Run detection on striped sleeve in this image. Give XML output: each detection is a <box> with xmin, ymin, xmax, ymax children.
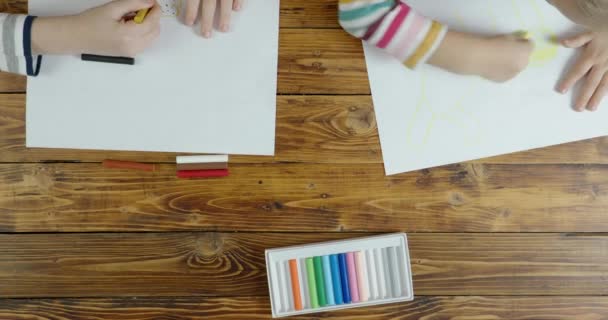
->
<box><xmin>338</xmin><ymin>0</ymin><xmax>448</xmax><ymax>69</ymax></box>
<box><xmin>0</xmin><ymin>13</ymin><xmax>42</xmax><ymax>76</ymax></box>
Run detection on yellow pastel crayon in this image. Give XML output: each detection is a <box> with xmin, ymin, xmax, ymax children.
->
<box><xmin>514</xmin><ymin>30</ymin><xmax>531</xmax><ymax>40</ymax></box>
<box><xmin>134</xmin><ymin>8</ymin><xmax>150</xmax><ymax>24</ymax></box>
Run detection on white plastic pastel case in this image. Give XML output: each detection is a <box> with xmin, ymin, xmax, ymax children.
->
<box><xmin>265</xmin><ymin>233</ymin><xmax>414</xmax><ymax>318</ymax></box>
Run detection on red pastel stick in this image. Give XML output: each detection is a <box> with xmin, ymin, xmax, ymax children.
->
<box><xmin>177</xmin><ymin>169</ymin><xmax>229</xmax><ymax>179</ymax></box>
<box><xmin>103</xmin><ymin>159</ymin><xmax>156</xmax><ymax>172</ymax></box>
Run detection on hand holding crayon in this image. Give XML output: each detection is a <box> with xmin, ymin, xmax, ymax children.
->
<box><xmin>72</xmin><ymin>0</ymin><xmax>161</xmax><ymax>65</ymax></box>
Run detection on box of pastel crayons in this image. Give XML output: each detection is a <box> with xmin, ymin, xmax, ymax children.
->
<box><xmin>265</xmin><ymin>233</ymin><xmax>414</xmax><ymax>317</ymax></box>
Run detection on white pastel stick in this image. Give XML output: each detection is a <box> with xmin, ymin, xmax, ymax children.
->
<box><xmin>397</xmin><ymin>245</ymin><xmax>409</xmax><ymax>294</ymax></box>
<box><xmin>375</xmin><ymin>248</ymin><xmax>387</xmax><ymax>298</ymax></box>
<box><xmin>176</xmin><ymin>154</ymin><xmax>229</xmax><ymax>164</ymax></box>
<box><xmin>387</xmin><ymin>246</ymin><xmax>402</xmax><ymax>297</ymax></box>
<box><xmin>272</xmin><ymin>261</ymin><xmax>283</xmax><ymax>312</ymax></box>
<box><xmin>299</xmin><ymin>257</ymin><xmax>310</xmax><ymax>309</ymax></box>
<box><xmin>382</xmin><ymin>247</ymin><xmax>393</xmax><ymax>298</ymax></box>
<box><xmin>280</xmin><ymin>260</ymin><xmax>293</xmax><ymax>311</ymax></box>
<box><xmin>366</xmin><ymin>249</ymin><xmax>378</xmax><ymax>299</ymax></box>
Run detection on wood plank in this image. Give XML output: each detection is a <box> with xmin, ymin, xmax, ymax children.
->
<box><xmin>0</xmin><ymin>94</ymin><xmax>381</xmax><ymax>163</ymax></box>
<box><xmin>3</xmin><ymin>94</ymin><xmax>608</xmax><ymax>164</ymax></box>
<box><xmin>1</xmin><ymin>232</ymin><xmax>608</xmax><ymax>297</ymax></box>
<box><xmin>2</xmin><ymin>162</ymin><xmax>608</xmax><ymax>233</ymax></box>
<box><xmin>278</xmin><ymin>29</ymin><xmax>369</xmax><ymax>94</ymax></box>
<box><xmin>280</xmin><ymin>0</ymin><xmax>340</xmax><ymax>28</ymax></box>
<box><xmin>0</xmin><ymin>73</ymin><xmax>25</xmax><ymax>93</ymax></box>
<box><xmin>0</xmin><ymin>0</ymin><xmax>26</xmax><ymax>13</ymax></box>
<box><xmin>1</xmin><ymin>296</ymin><xmax>607</xmax><ymax>320</ymax></box>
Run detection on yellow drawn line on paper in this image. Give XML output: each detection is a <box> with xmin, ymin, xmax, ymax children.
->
<box><xmin>405</xmin><ymin>75</ymin><xmax>481</xmax><ymax>149</ymax></box>
<box><xmin>530</xmin><ymin>0</ymin><xmax>547</xmax><ymax>26</ymax></box>
<box><xmin>510</xmin><ymin>0</ymin><xmax>525</xmax><ymax>22</ymax></box>
<box><xmin>453</xmin><ymin>8</ymin><xmax>468</xmax><ymax>29</ymax></box>
<box><xmin>404</xmin><ymin>0</ymin><xmax>561</xmax><ymax>150</ymax></box>
<box><xmin>511</xmin><ymin>0</ymin><xmax>559</xmax><ymax>66</ymax></box>
<box><xmin>529</xmin><ymin>0</ymin><xmax>559</xmax><ymax>65</ymax></box>
<box><xmin>485</xmin><ymin>4</ymin><xmax>500</xmax><ymax>32</ymax></box>
<box><xmin>405</xmin><ymin>75</ymin><xmax>429</xmax><ymax>147</ymax></box>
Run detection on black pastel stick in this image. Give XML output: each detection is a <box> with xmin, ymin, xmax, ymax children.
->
<box><xmin>81</xmin><ymin>54</ymin><xmax>135</xmax><ymax>65</ymax></box>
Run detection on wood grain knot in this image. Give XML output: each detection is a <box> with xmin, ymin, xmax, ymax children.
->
<box><xmin>345</xmin><ymin>107</ymin><xmax>376</xmax><ymax>135</ymax></box>
<box><xmin>195</xmin><ymin>233</ymin><xmax>224</xmax><ymax>257</ymax></box>
<box><xmin>311</xmin><ymin>62</ymin><xmax>325</xmax><ymax>72</ymax></box>
<box><xmin>448</xmin><ymin>192</ymin><xmax>466</xmax><ymax>206</ymax></box>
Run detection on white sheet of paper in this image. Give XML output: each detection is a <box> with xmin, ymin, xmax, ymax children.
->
<box><xmin>27</xmin><ymin>0</ymin><xmax>279</xmax><ymax>155</ymax></box>
<box><xmin>364</xmin><ymin>0</ymin><xmax>608</xmax><ymax>175</ymax></box>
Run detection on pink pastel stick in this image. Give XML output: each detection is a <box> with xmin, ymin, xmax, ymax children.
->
<box><xmin>354</xmin><ymin>251</ymin><xmax>370</xmax><ymax>302</ymax></box>
<box><xmin>346</xmin><ymin>252</ymin><xmax>360</xmax><ymax>302</ymax></box>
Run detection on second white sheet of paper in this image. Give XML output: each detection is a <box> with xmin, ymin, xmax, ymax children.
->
<box><xmin>27</xmin><ymin>0</ymin><xmax>279</xmax><ymax>155</ymax></box>
<box><xmin>364</xmin><ymin>0</ymin><xmax>608</xmax><ymax>175</ymax></box>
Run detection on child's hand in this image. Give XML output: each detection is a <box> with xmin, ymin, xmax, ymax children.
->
<box><xmin>32</xmin><ymin>0</ymin><xmax>161</xmax><ymax>57</ymax></box>
<box><xmin>429</xmin><ymin>31</ymin><xmax>534</xmax><ymax>83</ymax></box>
<box><xmin>184</xmin><ymin>0</ymin><xmax>243</xmax><ymax>38</ymax></box>
<box><xmin>558</xmin><ymin>31</ymin><xmax>608</xmax><ymax>111</ymax></box>
<box><xmin>476</xmin><ymin>34</ymin><xmax>535</xmax><ymax>83</ymax></box>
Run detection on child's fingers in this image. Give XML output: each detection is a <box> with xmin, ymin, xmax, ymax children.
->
<box><xmin>109</xmin><ymin>0</ymin><xmax>155</xmax><ymax>19</ymax></box>
<box><xmin>141</xmin><ymin>3</ymin><xmax>161</xmax><ymax>26</ymax></box>
<box><xmin>576</xmin><ymin>67</ymin><xmax>603</xmax><ymax>111</ymax></box>
<box><xmin>201</xmin><ymin>0</ymin><xmax>216</xmax><ymax>38</ymax></box>
<box><xmin>219</xmin><ymin>0</ymin><xmax>232</xmax><ymax>32</ymax></box>
<box><xmin>233</xmin><ymin>0</ymin><xmax>243</xmax><ymax>11</ymax></box>
<box><xmin>185</xmin><ymin>0</ymin><xmax>199</xmax><ymax>26</ymax></box>
<box><xmin>587</xmin><ymin>74</ymin><xmax>608</xmax><ymax>111</ymax></box>
<box><xmin>558</xmin><ymin>55</ymin><xmax>593</xmax><ymax>94</ymax></box>
<box><xmin>561</xmin><ymin>32</ymin><xmax>594</xmax><ymax>48</ymax></box>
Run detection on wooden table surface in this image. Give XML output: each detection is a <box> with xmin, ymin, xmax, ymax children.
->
<box><xmin>2</xmin><ymin>1</ymin><xmax>608</xmax><ymax>319</ymax></box>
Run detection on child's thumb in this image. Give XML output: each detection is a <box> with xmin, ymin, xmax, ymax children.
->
<box><xmin>108</xmin><ymin>0</ymin><xmax>155</xmax><ymax>19</ymax></box>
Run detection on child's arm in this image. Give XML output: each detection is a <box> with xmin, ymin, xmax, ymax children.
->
<box><xmin>338</xmin><ymin>0</ymin><xmax>447</xmax><ymax>69</ymax></box>
<box><xmin>339</xmin><ymin>0</ymin><xmax>534</xmax><ymax>82</ymax></box>
<box><xmin>0</xmin><ymin>0</ymin><xmax>161</xmax><ymax>77</ymax></box>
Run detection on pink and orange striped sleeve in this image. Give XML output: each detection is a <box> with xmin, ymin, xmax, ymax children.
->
<box><xmin>338</xmin><ymin>0</ymin><xmax>447</xmax><ymax>69</ymax></box>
